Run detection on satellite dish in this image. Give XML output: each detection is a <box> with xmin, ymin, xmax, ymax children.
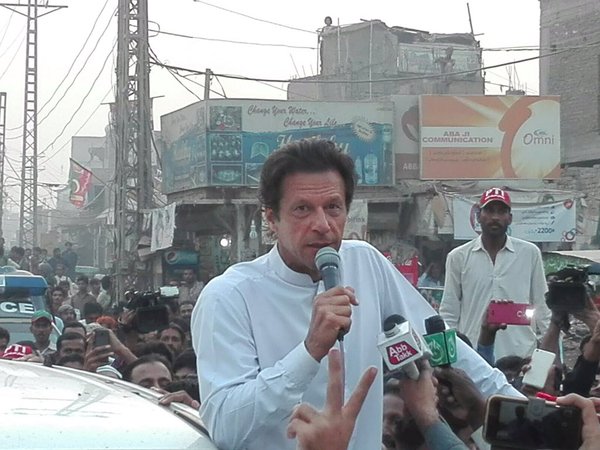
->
<box><xmin>324</xmin><ymin>16</ymin><xmax>332</xmax><ymax>26</ymax></box>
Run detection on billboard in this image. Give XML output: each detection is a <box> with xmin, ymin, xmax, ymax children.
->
<box><xmin>161</xmin><ymin>102</ymin><xmax>207</xmax><ymax>194</ymax></box>
<box><xmin>453</xmin><ymin>196</ymin><xmax>576</xmax><ymax>243</ymax></box>
<box><xmin>420</xmin><ymin>96</ymin><xmax>561</xmax><ymax>180</ymax></box>
<box><xmin>391</xmin><ymin>95</ymin><xmax>420</xmax><ymax>179</ymax></box>
<box><xmin>161</xmin><ymin>100</ymin><xmax>394</xmax><ymax>193</ymax></box>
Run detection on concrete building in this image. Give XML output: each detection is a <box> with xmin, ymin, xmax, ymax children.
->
<box><xmin>540</xmin><ymin>0</ymin><xmax>600</xmax><ymax>165</ymax></box>
<box><xmin>288</xmin><ymin>20</ymin><xmax>484</xmax><ymax>102</ymax></box>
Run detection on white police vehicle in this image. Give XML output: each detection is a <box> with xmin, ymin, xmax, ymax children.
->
<box><xmin>0</xmin><ymin>268</ymin><xmax>56</xmax><ymax>344</ymax></box>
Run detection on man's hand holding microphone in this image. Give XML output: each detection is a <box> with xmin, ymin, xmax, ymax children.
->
<box><xmin>305</xmin><ymin>247</ymin><xmax>357</xmax><ymax>363</ymax></box>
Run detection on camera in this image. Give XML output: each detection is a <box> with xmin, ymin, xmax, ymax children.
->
<box><xmin>125</xmin><ymin>287</ymin><xmax>179</xmax><ymax>333</ymax></box>
<box><xmin>546</xmin><ymin>266</ymin><xmax>588</xmax><ymax>312</ymax></box>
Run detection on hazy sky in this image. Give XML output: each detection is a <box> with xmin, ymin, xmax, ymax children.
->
<box><xmin>0</xmin><ymin>0</ymin><xmax>541</xmax><ymax>205</ymax></box>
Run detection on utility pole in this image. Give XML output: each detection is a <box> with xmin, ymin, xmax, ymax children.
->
<box><xmin>114</xmin><ymin>0</ymin><xmax>153</xmax><ymax>297</ymax></box>
<box><xmin>0</xmin><ymin>0</ymin><xmax>66</xmax><ymax>247</ymax></box>
<box><xmin>0</xmin><ymin>92</ymin><xmax>6</xmax><ymax>238</ymax></box>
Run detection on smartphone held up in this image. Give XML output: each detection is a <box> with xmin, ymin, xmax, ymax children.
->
<box><xmin>484</xmin><ymin>395</ymin><xmax>583</xmax><ymax>450</ymax></box>
<box><xmin>486</xmin><ymin>301</ymin><xmax>534</xmax><ymax>326</ymax></box>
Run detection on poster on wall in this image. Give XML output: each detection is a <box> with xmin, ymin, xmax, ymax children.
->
<box><xmin>420</xmin><ymin>96</ymin><xmax>561</xmax><ymax>180</ymax></box>
<box><xmin>151</xmin><ymin>203</ymin><xmax>177</xmax><ymax>252</ymax></box>
<box><xmin>452</xmin><ymin>196</ymin><xmax>576</xmax><ymax>243</ymax></box>
<box><xmin>161</xmin><ymin>99</ymin><xmax>395</xmax><ymax>191</ymax></box>
<box><xmin>390</xmin><ymin>95</ymin><xmax>420</xmax><ymax>179</ymax></box>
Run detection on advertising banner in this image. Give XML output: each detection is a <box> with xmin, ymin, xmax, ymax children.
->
<box><xmin>452</xmin><ymin>196</ymin><xmax>576</xmax><ymax>243</ymax></box>
<box><xmin>151</xmin><ymin>203</ymin><xmax>177</xmax><ymax>252</ymax></box>
<box><xmin>390</xmin><ymin>95</ymin><xmax>420</xmax><ymax>179</ymax></box>
<box><xmin>343</xmin><ymin>199</ymin><xmax>368</xmax><ymax>240</ymax></box>
<box><xmin>161</xmin><ymin>99</ymin><xmax>395</xmax><ymax>192</ymax></box>
<box><xmin>420</xmin><ymin>96</ymin><xmax>561</xmax><ymax>180</ymax></box>
<box><xmin>161</xmin><ymin>102</ymin><xmax>207</xmax><ymax>194</ymax></box>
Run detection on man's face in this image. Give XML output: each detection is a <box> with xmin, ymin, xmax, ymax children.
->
<box><xmin>51</xmin><ymin>290</ymin><xmax>65</xmax><ymax>312</ymax></box>
<box><xmin>182</xmin><ymin>270</ymin><xmax>195</xmax><ymax>285</ymax></box>
<box><xmin>60</xmin><ymin>309</ymin><xmax>77</xmax><ymax>323</ymax></box>
<box><xmin>130</xmin><ymin>362</ymin><xmax>172</xmax><ymax>390</ymax></box>
<box><xmin>85</xmin><ymin>313</ymin><xmax>101</xmax><ymax>324</ymax></box>
<box><xmin>58</xmin><ymin>338</ymin><xmax>85</xmax><ymax>359</ymax></box>
<box><xmin>180</xmin><ymin>304</ymin><xmax>193</xmax><ymax>320</ymax></box>
<box><xmin>265</xmin><ymin>171</ymin><xmax>348</xmax><ymax>279</ymax></box>
<box><xmin>0</xmin><ymin>338</ymin><xmax>8</xmax><ymax>354</ymax></box>
<box><xmin>77</xmin><ymin>280</ymin><xmax>88</xmax><ymax>293</ymax></box>
<box><xmin>478</xmin><ymin>201</ymin><xmax>512</xmax><ymax>238</ymax></box>
<box><xmin>160</xmin><ymin>328</ymin><xmax>183</xmax><ymax>355</ymax></box>
<box><xmin>30</xmin><ymin>319</ymin><xmax>52</xmax><ymax>343</ymax></box>
<box><xmin>55</xmin><ymin>265</ymin><xmax>65</xmax><ymax>276</ymax></box>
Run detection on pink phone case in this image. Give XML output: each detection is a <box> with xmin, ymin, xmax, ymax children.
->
<box><xmin>486</xmin><ymin>302</ymin><xmax>531</xmax><ymax>326</ymax></box>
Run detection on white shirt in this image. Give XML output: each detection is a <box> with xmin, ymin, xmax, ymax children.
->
<box><xmin>192</xmin><ymin>240</ymin><xmax>520</xmax><ymax>450</ymax></box>
<box><xmin>440</xmin><ymin>236</ymin><xmax>551</xmax><ymax>359</ymax></box>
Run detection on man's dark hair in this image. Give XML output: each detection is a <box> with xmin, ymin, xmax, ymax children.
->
<box><xmin>173</xmin><ymin>349</ymin><xmax>197</xmax><ymax>374</ymax></box>
<box><xmin>56</xmin><ymin>353</ymin><xmax>84</xmax><ymax>367</ymax></box>
<box><xmin>0</xmin><ymin>326</ymin><xmax>9</xmax><ymax>343</ymax></box>
<box><xmin>495</xmin><ymin>355</ymin><xmax>525</xmax><ymax>373</ymax></box>
<box><xmin>134</xmin><ymin>341</ymin><xmax>174</xmax><ymax>364</ymax></box>
<box><xmin>83</xmin><ymin>302</ymin><xmax>103</xmax><ymax>318</ymax></box>
<box><xmin>258</xmin><ymin>139</ymin><xmax>356</xmax><ymax>217</ymax></box>
<box><xmin>63</xmin><ymin>321</ymin><xmax>87</xmax><ymax>333</ymax></box>
<box><xmin>49</xmin><ymin>286</ymin><xmax>65</xmax><ymax>296</ymax></box>
<box><xmin>90</xmin><ymin>278</ymin><xmax>101</xmax><ymax>286</ymax></box>
<box><xmin>166</xmin><ymin>379</ymin><xmax>200</xmax><ymax>403</ymax></box>
<box><xmin>56</xmin><ymin>332</ymin><xmax>86</xmax><ymax>352</ymax></box>
<box><xmin>160</xmin><ymin>322</ymin><xmax>186</xmax><ymax>343</ymax></box>
<box><xmin>122</xmin><ymin>354</ymin><xmax>173</xmax><ymax>382</ymax></box>
<box><xmin>76</xmin><ymin>275</ymin><xmax>89</xmax><ymax>284</ymax></box>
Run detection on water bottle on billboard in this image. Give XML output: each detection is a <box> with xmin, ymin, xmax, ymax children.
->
<box><xmin>364</xmin><ymin>150</ymin><xmax>379</xmax><ymax>184</ymax></box>
<box><xmin>355</xmin><ymin>156</ymin><xmax>364</xmax><ymax>185</ymax></box>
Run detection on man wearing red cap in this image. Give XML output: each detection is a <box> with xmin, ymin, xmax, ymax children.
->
<box><xmin>440</xmin><ymin>187</ymin><xmax>551</xmax><ymax>359</ymax></box>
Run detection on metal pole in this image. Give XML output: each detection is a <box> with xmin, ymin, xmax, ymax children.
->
<box><xmin>369</xmin><ymin>21</ymin><xmax>373</xmax><ymax>100</ymax></box>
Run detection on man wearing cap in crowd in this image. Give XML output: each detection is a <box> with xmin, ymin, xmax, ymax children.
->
<box><xmin>30</xmin><ymin>310</ymin><xmax>57</xmax><ymax>356</ymax></box>
<box><xmin>440</xmin><ymin>187</ymin><xmax>551</xmax><ymax>359</ymax></box>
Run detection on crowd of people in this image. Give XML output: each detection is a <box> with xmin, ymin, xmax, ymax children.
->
<box><xmin>1</xmin><ymin>139</ymin><xmax>600</xmax><ymax>450</ymax></box>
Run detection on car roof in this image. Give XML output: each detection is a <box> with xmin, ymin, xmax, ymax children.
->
<box><xmin>0</xmin><ymin>271</ymin><xmax>48</xmax><ymax>296</ymax></box>
<box><xmin>0</xmin><ymin>360</ymin><xmax>219</xmax><ymax>449</ymax></box>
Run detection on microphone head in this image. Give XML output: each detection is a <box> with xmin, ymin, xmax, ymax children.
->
<box><xmin>384</xmin><ymin>314</ymin><xmax>406</xmax><ymax>333</ymax></box>
<box><xmin>425</xmin><ymin>315</ymin><xmax>446</xmax><ymax>334</ymax></box>
<box><xmin>314</xmin><ymin>246</ymin><xmax>340</xmax><ymax>270</ymax></box>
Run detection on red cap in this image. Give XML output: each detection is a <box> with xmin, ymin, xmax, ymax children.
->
<box><xmin>1</xmin><ymin>344</ymin><xmax>34</xmax><ymax>360</ymax></box>
<box><xmin>479</xmin><ymin>188</ymin><xmax>511</xmax><ymax>209</ymax></box>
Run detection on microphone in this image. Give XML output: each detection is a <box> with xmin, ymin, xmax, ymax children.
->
<box><xmin>314</xmin><ymin>247</ymin><xmax>341</xmax><ymax>290</ymax></box>
<box><xmin>377</xmin><ymin>314</ymin><xmax>430</xmax><ymax>380</ymax></box>
<box><xmin>423</xmin><ymin>315</ymin><xmax>458</xmax><ymax>367</ymax></box>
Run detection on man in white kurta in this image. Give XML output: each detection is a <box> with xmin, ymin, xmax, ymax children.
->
<box><xmin>192</xmin><ymin>240</ymin><xmax>521</xmax><ymax>450</ymax></box>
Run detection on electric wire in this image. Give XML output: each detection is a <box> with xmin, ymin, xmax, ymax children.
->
<box><xmin>5</xmin><ymin>3</ymin><xmax>117</xmax><ymax>133</ymax></box>
<box><xmin>0</xmin><ymin>9</ymin><xmax>14</xmax><ymax>49</ymax></box>
<box><xmin>0</xmin><ymin>31</ymin><xmax>25</xmax><ymax>81</ymax></box>
<box><xmin>150</xmin><ymin>39</ymin><xmax>600</xmax><ymax>85</ymax></box>
<box><xmin>192</xmin><ymin>0</ymin><xmax>315</xmax><ymax>35</ymax></box>
<box><xmin>39</xmin><ymin>42</ymin><xmax>116</xmax><ymax>163</ymax></box>
<box><xmin>151</xmin><ymin>27</ymin><xmax>316</xmax><ymax>50</ymax></box>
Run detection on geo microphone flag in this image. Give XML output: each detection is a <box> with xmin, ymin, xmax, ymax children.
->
<box><xmin>68</xmin><ymin>158</ymin><xmax>93</xmax><ymax>208</ymax></box>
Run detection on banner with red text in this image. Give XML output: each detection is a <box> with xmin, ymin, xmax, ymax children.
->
<box><xmin>420</xmin><ymin>95</ymin><xmax>561</xmax><ymax>180</ymax></box>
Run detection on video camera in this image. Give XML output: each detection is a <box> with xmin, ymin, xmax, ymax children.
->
<box><xmin>125</xmin><ymin>286</ymin><xmax>179</xmax><ymax>333</ymax></box>
<box><xmin>546</xmin><ymin>266</ymin><xmax>588</xmax><ymax>313</ymax></box>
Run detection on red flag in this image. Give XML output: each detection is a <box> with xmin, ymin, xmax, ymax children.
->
<box><xmin>69</xmin><ymin>159</ymin><xmax>93</xmax><ymax>208</ymax></box>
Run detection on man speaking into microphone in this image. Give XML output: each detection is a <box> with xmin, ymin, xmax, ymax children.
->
<box><xmin>192</xmin><ymin>139</ymin><xmax>520</xmax><ymax>450</ymax></box>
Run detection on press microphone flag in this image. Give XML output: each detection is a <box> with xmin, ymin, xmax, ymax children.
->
<box><xmin>423</xmin><ymin>315</ymin><xmax>458</xmax><ymax>367</ymax></box>
<box><xmin>377</xmin><ymin>314</ymin><xmax>431</xmax><ymax>380</ymax></box>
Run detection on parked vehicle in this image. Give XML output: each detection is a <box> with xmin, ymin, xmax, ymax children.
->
<box><xmin>0</xmin><ymin>360</ymin><xmax>219</xmax><ymax>449</ymax></box>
